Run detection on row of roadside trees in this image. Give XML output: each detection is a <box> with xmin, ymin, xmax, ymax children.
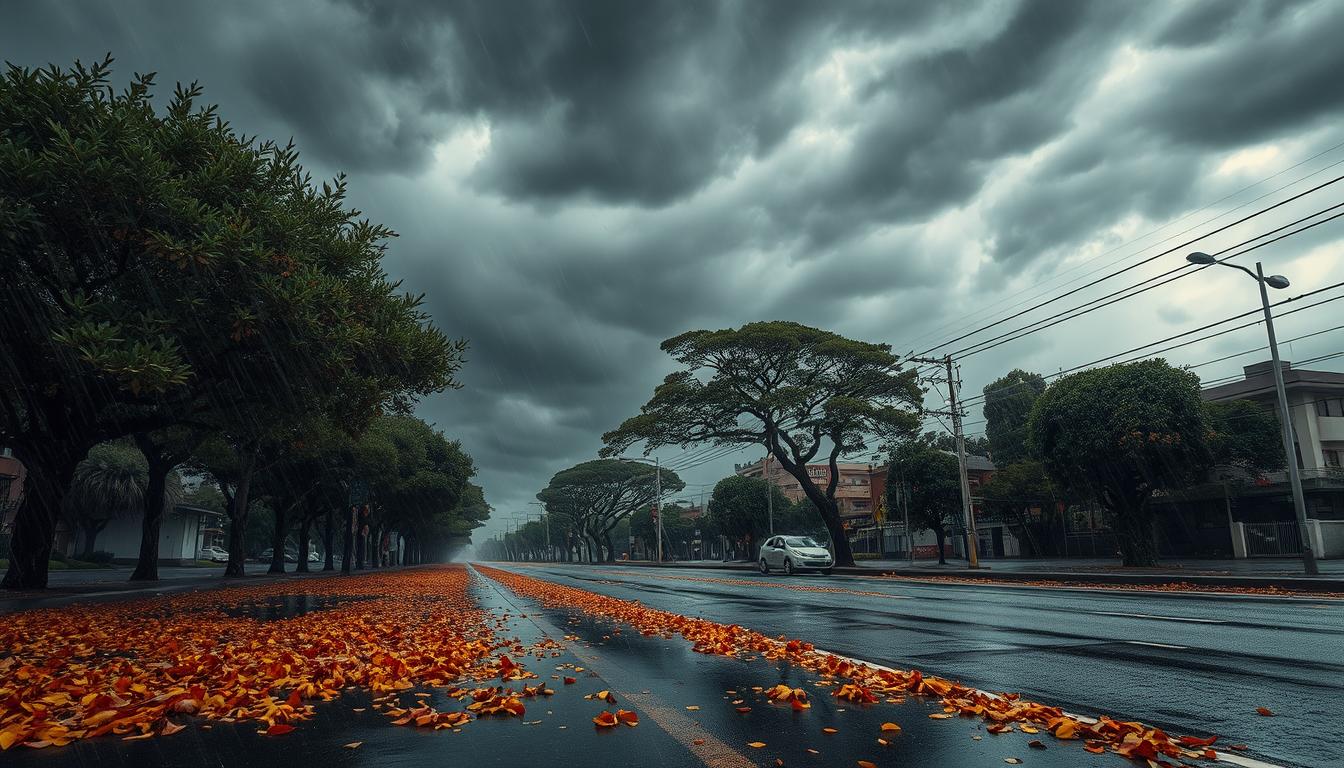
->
<box><xmin>1</xmin><ymin>57</ymin><xmax>486</xmax><ymax>588</ymax></box>
<box><xmin>886</xmin><ymin>360</ymin><xmax>1283</xmax><ymax>566</ymax></box>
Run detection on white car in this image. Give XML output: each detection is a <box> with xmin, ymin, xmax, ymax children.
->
<box><xmin>199</xmin><ymin>546</ymin><xmax>229</xmax><ymax>563</ymax></box>
<box><xmin>758</xmin><ymin>535</ymin><xmax>833</xmax><ymax>576</ymax></box>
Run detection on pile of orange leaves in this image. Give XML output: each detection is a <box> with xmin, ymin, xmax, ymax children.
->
<box><xmin>0</xmin><ymin>566</ymin><xmax>541</xmax><ymax>750</ymax></box>
<box><xmin>477</xmin><ymin>565</ymin><xmax>1231</xmax><ymax>764</ymax></box>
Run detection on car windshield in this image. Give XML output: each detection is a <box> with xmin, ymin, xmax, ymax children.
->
<box><xmin>784</xmin><ymin>537</ymin><xmax>822</xmax><ymax>548</ymax></box>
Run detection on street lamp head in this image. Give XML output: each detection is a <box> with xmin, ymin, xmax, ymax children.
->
<box><xmin>1185</xmin><ymin>252</ymin><xmax>1217</xmax><ymax>265</ymax></box>
<box><xmin>1264</xmin><ymin>274</ymin><xmax>1290</xmax><ymax>290</ymax></box>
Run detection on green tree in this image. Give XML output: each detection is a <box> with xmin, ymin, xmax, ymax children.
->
<box><xmin>602</xmin><ymin>321</ymin><xmax>922</xmax><ymax>567</ymax></box>
<box><xmin>706</xmin><ymin>475</ymin><xmax>794</xmax><ymax>559</ymax></box>
<box><xmin>983</xmin><ymin>369</ymin><xmax>1047</xmax><ymax>464</ymax></box>
<box><xmin>353</xmin><ymin>416</ymin><xmax>477</xmax><ymax>568</ymax></box>
<box><xmin>0</xmin><ymin>58</ymin><xmax>465</xmax><ymax>588</ymax></box>
<box><xmin>980</xmin><ymin>459</ymin><xmax>1061</xmax><ymax>557</ymax></box>
<box><xmin>885</xmin><ymin>442</ymin><xmax>962</xmax><ymax>564</ymax></box>
<box><xmin>63</xmin><ymin>442</ymin><xmax>181</xmax><ymax>560</ymax></box>
<box><xmin>1204</xmin><ymin>399</ymin><xmax>1285</xmax><ymax>473</ymax></box>
<box><xmin>537</xmin><ymin>460</ymin><xmax>684</xmax><ymax>562</ymax></box>
<box><xmin>1029</xmin><ymin>360</ymin><xmax>1212</xmax><ymax>567</ymax></box>
<box><xmin>920</xmin><ymin>430</ymin><xmax>991</xmax><ymax>457</ymax></box>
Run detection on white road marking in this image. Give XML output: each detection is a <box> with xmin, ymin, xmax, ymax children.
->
<box><xmin>1091</xmin><ymin>610</ymin><xmax>1226</xmax><ymax>624</ymax></box>
<box><xmin>1125</xmin><ymin>640</ymin><xmax>1189</xmax><ymax>650</ymax></box>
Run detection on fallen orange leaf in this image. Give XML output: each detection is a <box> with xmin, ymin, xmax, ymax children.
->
<box><xmin>747</xmin><ymin>741</ymin><xmax>766</xmax><ymax>748</ymax></box>
<box><xmin>1256</xmin><ymin>707</ymin><xmax>1274</xmax><ymax>717</ymax></box>
<box><xmin>265</xmin><ymin>724</ymin><xmax>295</xmax><ymax>736</ymax></box>
<box><xmin>880</xmin><ymin>722</ymin><xmax>901</xmax><ymax>732</ymax></box>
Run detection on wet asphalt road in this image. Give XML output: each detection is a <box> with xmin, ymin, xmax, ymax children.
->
<box><xmin>4</xmin><ymin>564</ymin><xmax>1340</xmax><ymax>768</ymax></box>
<box><xmin>502</xmin><ymin>563</ymin><xmax>1344</xmax><ymax>768</ymax></box>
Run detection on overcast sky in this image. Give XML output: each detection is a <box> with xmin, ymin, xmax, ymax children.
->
<box><xmin>7</xmin><ymin>0</ymin><xmax>1344</xmax><ymax>543</ymax></box>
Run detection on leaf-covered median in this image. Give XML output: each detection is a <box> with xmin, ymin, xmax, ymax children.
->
<box><xmin>0</xmin><ymin>566</ymin><xmax>550</xmax><ymax>749</ymax></box>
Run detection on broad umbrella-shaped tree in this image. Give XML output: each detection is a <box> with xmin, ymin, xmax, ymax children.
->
<box><xmin>602</xmin><ymin>321</ymin><xmax>921</xmax><ymax>567</ymax></box>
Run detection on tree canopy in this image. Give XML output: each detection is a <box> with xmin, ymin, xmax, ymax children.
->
<box><xmin>1203</xmin><ymin>399</ymin><xmax>1285</xmax><ymax>474</ymax></box>
<box><xmin>982</xmin><ymin>369</ymin><xmax>1047</xmax><ymax>464</ymax></box>
<box><xmin>1028</xmin><ymin>359</ymin><xmax>1212</xmax><ymax>566</ymax></box>
<box><xmin>602</xmin><ymin>321</ymin><xmax>921</xmax><ymax>566</ymax></box>
<box><xmin>0</xmin><ymin>57</ymin><xmax>466</xmax><ymax>588</ymax></box>
<box><xmin>536</xmin><ymin>459</ymin><xmax>684</xmax><ymax>562</ymax></box>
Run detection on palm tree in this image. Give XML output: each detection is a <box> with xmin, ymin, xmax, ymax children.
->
<box><xmin>63</xmin><ymin>443</ymin><xmax>181</xmax><ymax>560</ymax></box>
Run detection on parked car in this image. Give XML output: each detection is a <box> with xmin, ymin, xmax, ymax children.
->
<box><xmin>199</xmin><ymin>546</ymin><xmax>229</xmax><ymax>563</ymax></box>
<box><xmin>309</xmin><ymin>551</ymin><xmax>323</xmax><ymax>564</ymax></box>
<box><xmin>758</xmin><ymin>535</ymin><xmax>833</xmax><ymax>575</ymax></box>
<box><xmin>258</xmin><ymin>547</ymin><xmax>299</xmax><ymax>563</ymax></box>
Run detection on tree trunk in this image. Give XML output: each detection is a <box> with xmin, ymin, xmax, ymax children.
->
<box><xmin>130</xmin><ymin>435</ymin><xmax>173</xmax><ymax>581</ymax></box>
<box><xmin>323</xmin><ymin>507</ymin><xmax>336</xmax><ymax>571</ymax></box>
<box><xmin>223</xmin><ymin>450</ymin><xmax>258</xmax><ymax>578</ymax></box>
<box><xmin>269</xmin><ymin>502</ymin><xmax>287</xmax><ymax>575</ymax></box>
<box><xmin>934</xmin><ymin>525</ymin><xmax>947</xmax><ymax>565</ymax></box>
<box><xmin>341</xmin><ymin>506</ymin><xmax>354</xmax><ymax>574</ymax></box>
<box><xmin>296</xmin><ymin>517</ymin><xmax>311</xmax><ymax>573</ymax></box>
<box><xmin>1114</xmin><ymin>504</ymin><xmax>1158</xmax><ymax>567</ymax></box>
<box><xmin>603</xmin><ymin>529</ymin><xmax>615</xmax><ymax>562</ymax></box>
<box><xmin>355</xmin><ymin>521</ymin><xmax>366</xmax><ymax>570</ymax></box>
<box><xmin>772</xmin><ymin>448</ymin><xmax>856</xmax><ymax>567</ymax></box>
<box><xmin>3</xmin><ymin>444</ymin><xmax>82</xmax><ymax>590</ymax></box>
<box><xmin>80</xmin><ymin>520</ymin><xmax>106</xmax><ymax>561</ymax></box>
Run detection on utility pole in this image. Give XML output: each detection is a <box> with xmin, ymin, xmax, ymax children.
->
<box><xmin>946</xmin><ymin>356</ymin><xmax>980</xmax><ymax>569</ymax></box>
<box><xmin>655</xmin><ymin>456</ymin><xmax>663</xmax><ymax>563</ymax></box>
<box><xmin>909</xmin><ymin>354</ymin><xmax>980</xmax><ymax>568</ymax></box>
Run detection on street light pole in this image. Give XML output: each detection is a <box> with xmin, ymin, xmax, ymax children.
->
<box><xmin>1254</xmin><ymin>261</ymin><xmax>1319</xmax><ymax>575</ymax></box>
<box><xmin>1187</xmin><ymin>253</ymin><xmax>1318</xmax><ymax>575</ymax></box>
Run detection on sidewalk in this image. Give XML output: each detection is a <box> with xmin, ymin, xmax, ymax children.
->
<box><xmin>0</xmin><ymin>563</ymin><xmax>377</xmax><ymax>614</ymax></box>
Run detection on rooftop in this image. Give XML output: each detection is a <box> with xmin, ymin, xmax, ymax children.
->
<box><xmin>1202</xmin><ymin>360</ymin><xmax>1344</xmax><ymax>402</ymax></box>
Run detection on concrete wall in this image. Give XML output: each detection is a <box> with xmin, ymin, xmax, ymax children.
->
<box><xmin>1309</xmin><ymin>519</ymin><xmax>1344</xmax><ymax>559</ymax></box>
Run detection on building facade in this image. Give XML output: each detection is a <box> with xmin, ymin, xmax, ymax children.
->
<box><xmin>734</xmin><ymin>457</ymin><xmax>876</xmax><ymax>523</ymax></box>
<box><xmin>1199</xmin><ymin>360</ymin><xmax>1344</xmax><ymax>557</ymax></box>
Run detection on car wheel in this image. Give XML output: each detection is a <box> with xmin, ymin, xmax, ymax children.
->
<box><xmin>783</xmin><ymin>558</ymin><xmax>794</xmax><ymax>575</ymax></box>
<box><xmin>759</xmin><ymin>558</ymin><xmax>770</xmax><ymax>575</ymax></box>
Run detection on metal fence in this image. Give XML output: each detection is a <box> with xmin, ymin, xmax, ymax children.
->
<box><xmin>1243</xmin><ymin>521</ymin><xmax>1302</xmax><ymax>556</ymax></box>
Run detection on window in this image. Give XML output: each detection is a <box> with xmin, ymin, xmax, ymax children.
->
<box><xmin>1332</xmin><ymin>399</ymin><xmax>1344</xmax><ymax>418</ymax></box>
<box><xmin>1318</xmin><ymin>399</ymin><xmax>1331</xmax><ymax>417</ymax></box>
<box><xmin>1326</xmin><ymin>449</ymin><xmax>1342</xmax><ymax>468</ymax></box>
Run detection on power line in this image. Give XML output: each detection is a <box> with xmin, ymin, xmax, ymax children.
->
<box><xmin>950</xmin><ymin>206</ymin><xmax>1344</xmax><ymax>359</ymax></box>
<box><xmin>899</xmin><ymin>142</ymin><xmax>1344</xmax><ymax>353</ymax></box>
<box><xmin>915</xmin><ymin>175</ymin><xmax>1344</xmax><ymax>358</ymax></box>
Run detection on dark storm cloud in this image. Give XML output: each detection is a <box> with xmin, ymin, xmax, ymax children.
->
<box><xmin>6</xmin><ymin>0</ymin><xmax>1344</xmax><ymax>533</ymax></box>
<box><xmin>981</xmin><ymin>0</ymin><xmax>1344</xmax><ymax>269</ymax></box>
